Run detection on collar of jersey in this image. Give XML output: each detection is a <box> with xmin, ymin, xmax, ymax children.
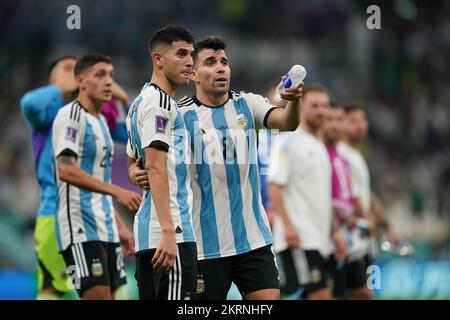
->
<box><xmin>192</xmin><ymin>91</ymin><xmax>233</xmax><ymax>108</ymax></box>
<box><xmin>145</xmin><ymin>82</ymin><xmax>170</xmax><ymax>96</ymax></box>
<box><xmin>74</xmin><ymin>100</ymin><xmax>90</xmax><ymax>115</ymax></box>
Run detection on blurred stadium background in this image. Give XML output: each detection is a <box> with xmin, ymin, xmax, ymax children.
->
<box><xmin>0</xmin><ymin>0</ymin><xmax>449</xmax><ymax>299</ymax></box>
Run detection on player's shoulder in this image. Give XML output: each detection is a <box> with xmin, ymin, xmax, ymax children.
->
<box><xmin>55</xmin><ymin>100</ymin><xmax>85</xmax><ymax>123</ymax></box>
<box><xmin>177</xmin><ymin>95</ymin><xmax>197</xmax><ymax>113</ymax></box>
<box><xmin>230</xmin><ymin>90</ymin><xmax>256</xmax><ymax>101</ymax></box>
<box><xmin>139</xmin><ymin>83</ymin><xmax>174</xmax><ymax>111</ymax></box>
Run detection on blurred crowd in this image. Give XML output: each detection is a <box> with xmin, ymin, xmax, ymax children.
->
<box><xmin>0</xmin><ymin>0</ymin><xmax>449</xmax><ymax>267</ymax></box>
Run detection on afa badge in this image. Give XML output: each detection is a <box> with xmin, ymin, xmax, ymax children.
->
<box><xmin>91</xmin><ymin>259</ymin><xmax>104</xmax><ymax>277</ymax></box>
<box><xmin>196</xmin><ymin>276</ymin><xmax>205</xmax><ymax>294</ymax></box>
<box><xmin>236</xmin><ymin>114</ymin><xmax>248</xmax><ymax>129</ymax></box>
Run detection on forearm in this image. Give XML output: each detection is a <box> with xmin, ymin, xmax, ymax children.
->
<box><xmin>283</xmin><ymin>100</ymin><xmax>301</xmax><ymax>130</ymax></box>
<box><xmin>267</xmin><ymin>100</ymin><xmax>300</xmax><ymax>131</ymax></box>
<box><xmin>59</xmin><ymin>163</ymin><xmax>117</xmax><ymax>197</ymax></box>
<box><xmin>148</xmin><ymin>165</ymin><xmax>174</xmax><ymax>231</ymax></box>
<box><xmin>268</xmin><ymin>183</ymin><xmax>292</xmax><ymax>227</ymax></box>
<box><xmin>353</xmin><ymin>197</ymin><xmax>370</xmax><ymax>220</ymax></box>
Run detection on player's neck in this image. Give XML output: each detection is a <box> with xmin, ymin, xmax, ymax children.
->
<box><xmin>77</xmin><ymin>95</ymin><xmax>102</xmax><ymax>116</ymax></box>
<box><xmin>150</xmin><ymin>73</ymin><xmax>177</xmax><ymax>97</ymax></box>
<box><xmin>195</xmin><ymin>90</ymin><xmax>228</xmax><ymax>107</ymax></box>
<box><xmin>300</xmin><ymin>121</ymin><xmax>320</xmax><ymax>138</ymax></box>
<box><xmin>342</xmin><ymin>136</ymin><xmax>359</xmax><ymax>148</ymax></box>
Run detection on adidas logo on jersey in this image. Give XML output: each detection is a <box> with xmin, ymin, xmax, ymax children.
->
<box><xmin>77</xmin><ymin>228</ymin><xmax>84</xmax><ymax>234</ymax></box>
<box><xmin>175</xmin><ymin>226</ymin><xmax>183</xmax><ymax>234</ymax></box>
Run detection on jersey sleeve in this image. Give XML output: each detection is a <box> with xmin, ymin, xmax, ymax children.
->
<box><xmin>139</xmin><ymin>97</ymin><xmax>173</xmax><ymax>153</ymax></box>
<box><xmin>20</xmin><ymin>84</ymin><xmax>64</xmax><ymax>130</ymax></box>
<box><xmin>244</xmin><ymin>92</ymin><xmax>279</xmax><ymax>130</ymax></box>
<box><xmin>52</xmin><ymin>106</ymin><xmax>83</xmax><ymax>158</ymax></box>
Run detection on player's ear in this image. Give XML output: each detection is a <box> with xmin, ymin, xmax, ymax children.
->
<box><xmin>190</xmin><ymin>69</ymin><xmax>198</xmax><ymax>83</ymax></box>
<box><xmin>75</xmin><ymin>73</ymin><xmax>85</xmax><ymax>90</ymax></box>
<box><xmin>153</xmin><ymin>52</ymin><xmax>163</xmax><ymax>68</ymax></box>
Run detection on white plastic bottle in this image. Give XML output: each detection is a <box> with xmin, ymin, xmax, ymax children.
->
<box><xmin>274</xmin><ymin>65</ymin><xmax>307</xmax><ymax>102</ymax></box>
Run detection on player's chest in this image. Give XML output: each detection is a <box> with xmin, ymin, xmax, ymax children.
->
<box><xmin>81</xmin><ymin>118</ymin><xmax>114</xmax><ymax>158</ymax></box>
<box><xmin>193</xmin><ymin>105</ymin><xmax>252</xmax><ymax>134</ymax></box>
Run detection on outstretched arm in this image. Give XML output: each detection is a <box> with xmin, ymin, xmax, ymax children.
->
<box><xmin>266</xmin><ymin>83</ymin><xmax>303</xmax><ymax>131</ymax></box>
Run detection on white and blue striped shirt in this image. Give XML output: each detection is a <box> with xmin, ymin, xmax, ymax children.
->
<box><xmin>178</xmin><ymin>91</ymin><xmax>276</xmax><ymax>260</ymax></box>
<box><xmin>52</xmin><ymin>101</ymin><xmax>119</xmax><ymax>251</ymax></box>
<box><xmin>126</xmin><ymin>83</ymin><xmax>195</xmax><ymax>253</ymax></box>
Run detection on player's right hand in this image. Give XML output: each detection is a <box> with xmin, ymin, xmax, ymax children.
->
<box><xmin>130</xmin><ymin>157</ymin><xmax>150</xmax><ymax>189</ymax></box>
<box><xmin>113</xmin><ymin>186</ymin><xmax>142</xmax><ymax>212</ymax></box>
<box><xmin>285</xmin><ymin>223</ymin><xmax>300</xmax><ymax>248</ymax></box>
<box><xmin>152</xmin><ymin>228</ymin><xmax>177</xmax><ymax>273</ymax></box>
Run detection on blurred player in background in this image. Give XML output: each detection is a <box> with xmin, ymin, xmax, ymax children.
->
<box><xmin>269</xmin><ymin>85</ymin><xmax>346</xmax><ymax>300</ymax></box>
<box><xmin>337</xmin><ymin>104</ymin><xmax>399</xmax><ymax>299</ymax></box>
<box><xmin>52</xmin><ymin>53</ymin><xmax>141</xmax><ymax>299</ymax></box>
<box><xmin>322</xmin><ymin>103</ymin><xmax>369</xmax><ymax>299</ymax></box>
<box><xmin>176</xmin><ymin>36</ymin><xmax>302</xmax><ymax>300</ymax></box>
<box><xmin>20</xmin><ymin>56</ymin><xmax>131</xmax><ymax>299</ymax></box>
<box><xmin>127</xmin><ymin>26</ymin><xmax>197</xmax><ymax>300</ymax></box>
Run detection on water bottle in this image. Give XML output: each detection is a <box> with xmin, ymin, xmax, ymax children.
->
<box><xmin>274</xmin><ymin>65</ymin><xmax>307</xmax><ymax>102</ymax></box>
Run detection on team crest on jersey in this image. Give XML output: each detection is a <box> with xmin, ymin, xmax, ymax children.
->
<box><xmin>65</xmin><ymin>127</ymin><xmax>77</xmax><ymax>142</ymax></box>
<box><xmin>155</xmin><ymin>115</ymin><xmax>169</xmax><ymax>133</ymax></box>
<box><xmin>196</xmin><ymin>276</ymin><xmax>205</xmax><ymax>294</ymax></box>
<box><xmin>236</xmin><ymin>114</ymin><xmax>248</xmax><ymax>129</ymax></box>
<box><xmin>91</xmin><ymin>259</ymin><xmax>103</xmax><ymax>277</ymax></box>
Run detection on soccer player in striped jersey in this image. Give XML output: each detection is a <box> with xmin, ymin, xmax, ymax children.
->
<box><xmin>20</xmin><ymin>56</ymin><xmax>132</xmax><ymax>299</ymax></box>
<box><xmin>177</xmin><ymin>36</ymin><xmax>302</xmax><ymax>300</ymax></box>
<box><xmin>52</xmin><ymin>53</ymin><xmax>142</xmax><ymax>300</ymax></box>
<box><xmin>126</xmin><ymin>26</ymin><xmax>197</xmax><ymax>300</ymax></box>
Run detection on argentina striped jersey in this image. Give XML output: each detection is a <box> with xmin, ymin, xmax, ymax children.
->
<box><xmin>126</xmin><ymin>83</ymin><xmax>195</xmax><ymax>253</ymax></box>
<box><xmin>52</xmin><ymin>101</ymin><xmax>119</xmax><ymax>251</ymax></box>
<box><xmin>178</xmin><ymin>91</ymin><xmax>277</xmax><ymax>260</ymax></box>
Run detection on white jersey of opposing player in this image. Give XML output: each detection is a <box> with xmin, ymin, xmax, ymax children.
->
<box><xmin>52</xmin><ymin>101</ymin><xmax>119</xmax><ymax>251</ymax></box>
<box><xmin>178</xmin><ymin>91</ymin><xmax>276</xmax><ymax>260</ymax></box>
<box><xmin>337</xmin><ymin>141</ymin><xmax>375</xmax><ymax>258</ymax></box>
<box><xmin>126</xmin><ymin>83</ymin><xmax>195</xmax><ymax>252</ymax></box>
<box><xmin>269</xmin><ymin>129</ymin><xmax>333</xmax><ymax>258</ymax></box>
<box><xmin>337</xmin><ymin>142</ymin><xmax>371</xmax><ymax>213</ymax></box>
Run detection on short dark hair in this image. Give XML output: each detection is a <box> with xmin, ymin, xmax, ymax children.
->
<box><xmin>74</xmin><ymin>53</ymin><xmax>112</xmax><ymax>76</ymax></box>
<box><xmin>47</xmin><ymin>55</ymin><xmax>77</xmax><ymax>76</ymax></box>
<box><xmin>344</xmin><ymin>103</ymin><xmax>364</xmax><ymax>114</ymax></box>
<box><xmin>149</xmin><ymin>25</ymin><xmax>194</xmax><ymax>52</ymax></box>
<box><xmin>303</xmin><ymin>84</ymin><xmax>328</xmax><ymax>97</ymax></box>
<box><xmin>329</xmin><ymin>102</ymin><xmax>344</xmax><ymax>110</ymax></box>
<box><xmin>194</xmin><ymin>36</ymin><xmax>227</xmax><ymax>61</ymax></box>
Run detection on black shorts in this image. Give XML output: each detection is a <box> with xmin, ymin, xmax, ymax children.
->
<box><xmin>62</xmin><ymin>241</ymin><xmax>127</xmax><ymax>297</ymax></box>
<box><xmin>328</xmin><ymin>255</ymin><xmax>368</xmax><ymax>298</ymax></box>
<box><xmin>196</xmin><ymin>245</ymin><xmax>279</xmax><ymax>300</ymax></box>
<box><xmin>278</xmin><ymin>249</ymin><xmax>329</xmax><ymax>298</ymax></box>
<box><xmin>135</xmin><ymin>242</ymin><xmax>197</xmax><ymax>300</ymax></box>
